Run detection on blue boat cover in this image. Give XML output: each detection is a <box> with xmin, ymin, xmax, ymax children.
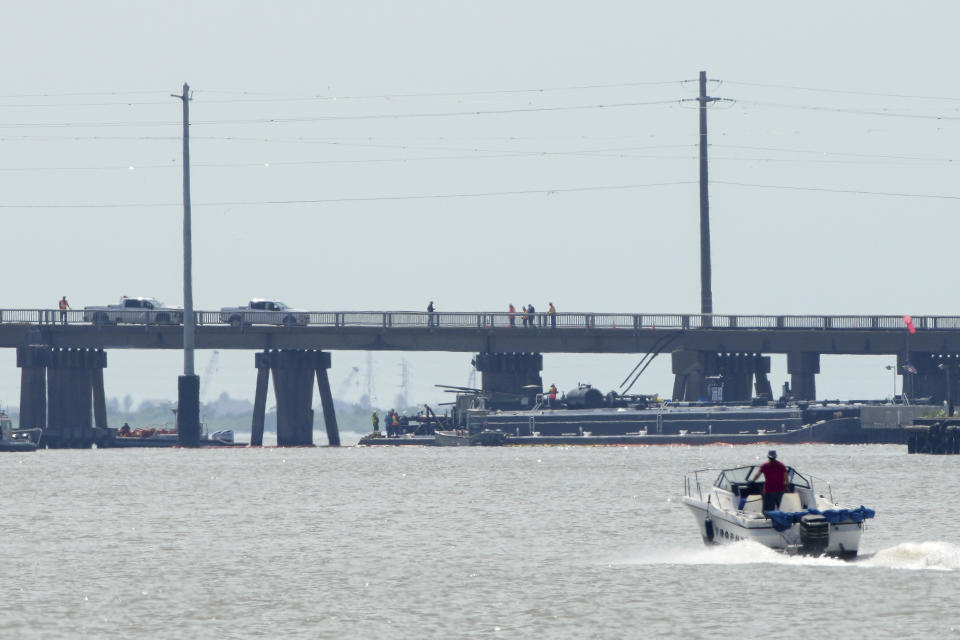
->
<box><xmin>764</xmin><ymin>506</ymin><xmax>876</xmax><ymax>532</ymax></box>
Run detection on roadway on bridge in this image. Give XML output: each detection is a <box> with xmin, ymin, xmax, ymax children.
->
<box><xmin>1</xmin><ymin>309</ymin><xmax>956</xmax><ymax>355</ymax></box>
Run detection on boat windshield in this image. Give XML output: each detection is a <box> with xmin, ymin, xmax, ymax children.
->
<box><xmin>714</xmin><ymin>466</ymin><xmax>754</xmax><ymax>492</ymax></box>
<box><xmin>714</xmin><ymin>465</ymin><xmax>812</xmax><ymax>492</ymax></box>
<box><xmin>789</xmin><ymin>469</ymin><xmax>811</xmax><ymax>489</ymax></box>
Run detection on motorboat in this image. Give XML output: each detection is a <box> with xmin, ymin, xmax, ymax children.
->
<box><xmin>682</xmin><ymin>465</ymin><xmax>875</xmax><ymax>559</ymax></box>
<box><xmin>101</xmin><ymin>427</ymin><xmax>240</xmax><ymax>448</ymax></box>
<box><xmin>433</xmin><ymin>429</ymin><xmax>507</xmax><ymax>446</ymax></box>
<box><xmin>0</xmin><ymin>409</ymin><xmax>38</xmax><ymax>452</ymax></box>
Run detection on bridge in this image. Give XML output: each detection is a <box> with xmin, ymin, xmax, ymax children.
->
<box><xmin>6</xmin><ymin>308</ymin><xmax>957</xmax><ymax>448</ymax></box>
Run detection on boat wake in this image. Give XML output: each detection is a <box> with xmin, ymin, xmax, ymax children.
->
<box><xmin>628</xmin><ymin>541</ymin><xmax>847</xmax><ymax>567</ymax></box>
<box><xmin>855</xmin><ymin>541</ymin><xmax>960</xmax><ymax>571</ymax></box>
<box><xmin>626</xmin><ymin>540</ymin><xmax>960</xmax><ymax>571</ymax></box>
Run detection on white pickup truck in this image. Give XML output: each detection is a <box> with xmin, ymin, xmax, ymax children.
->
<box><xmin>84</xmin><ymin>297</ymin><xmax>184</xmax><ymax>325</ymax></box>
<box><xmin>219</xmin><ymin>299</ymin><xmax>309</xmax><ymax>327</ymax></box>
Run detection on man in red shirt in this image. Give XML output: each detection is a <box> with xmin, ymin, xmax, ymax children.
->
<box><xmin>751</xmin><ymin>450</ymin><xmax>789</xmax><ymax>513</ymax></box>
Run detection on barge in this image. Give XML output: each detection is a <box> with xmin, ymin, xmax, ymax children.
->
<box><xmin>359</xmin><ymin>385</ymin><xmax>935</xmax><ymax>446</ymax></box>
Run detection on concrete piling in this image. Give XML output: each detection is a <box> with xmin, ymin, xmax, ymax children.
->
<box><xmin>788</xmin><ymin>352</ymin><xmax>820</xmax><ymax>401</ymax></box>
<box><xmin>907</xmin><ymin>419</ymin><xmax>960</xmax><ymax>454</ymax></box>
<box><xmin>17</xmin><ymin>347</ymin><xmax>106</xmax><ymax>448</ymax></box>
<box><xmin>252</xmin><ymin>350</ymin><xmax>339</xmax><ymax>447</ymax></box>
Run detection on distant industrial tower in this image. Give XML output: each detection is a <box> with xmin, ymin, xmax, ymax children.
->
<box><xmin>395</xmin><ymin>358</ymin><xmax>411</xmax><ymax>409</ymax></box>
<box><xmin>466</xmin><ymin>367</ymin><xmax>477</xmax><ymax>389</ymax></box>
<box><xmin>359</xmin><ymin>352</ymin><xmax>375</xmax><ymax>409</ymax></box>
<box><xmin>199</xmin><ymin>350</ymin><xmax>220</xmax><ymax>404</ymax></box>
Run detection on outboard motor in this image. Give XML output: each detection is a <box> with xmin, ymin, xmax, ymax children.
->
<box><xmin>799</xmin><ymin>514</ymin><xmax>829</xmax><ymax>555</ymax></box>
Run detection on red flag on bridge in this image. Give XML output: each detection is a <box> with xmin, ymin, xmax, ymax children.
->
<box><xmin>903</xmin><ymin>315</ymin><xmax>916</xmax><ymax>334</ymax></box>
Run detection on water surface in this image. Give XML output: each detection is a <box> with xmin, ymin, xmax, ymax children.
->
<box><xmin>1</xmin><ymin>440</ymin><xmax>956</xmax><ymax>638</ymax></box>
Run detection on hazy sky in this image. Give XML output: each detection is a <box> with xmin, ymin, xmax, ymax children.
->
<box><xmin>2</xmin><ymin>2</ymin><xmax>957</xmax><ymax>410</ymax></box>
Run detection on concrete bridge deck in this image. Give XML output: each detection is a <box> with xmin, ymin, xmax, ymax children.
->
<box><xmin>0</xmin><ymin>309</ymin><xmax>955</xmax><ymax>354</ymax></box>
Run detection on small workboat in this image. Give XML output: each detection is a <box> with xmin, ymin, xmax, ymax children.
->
<box><xmin>103</xmin><ymin>426</ymin><xmax>239</xmax><ymax>448</ymax></box>
<box><xmin>0</xmin><ymin>409</ymin><xmax>38</xmax><ymax>452</ymax></box>
<box><xmin>433</xmin><ymin>429</ymin><xmax>507</xmax><ymax>446</ymax></box>
<box><xmin>682</xmin><ymin>464</ymin><xmax>875</xmax><ymax>559</ymax></box>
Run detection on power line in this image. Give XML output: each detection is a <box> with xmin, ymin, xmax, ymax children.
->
<box><xmin>0</xmin><ymin>89</ymin><xmax>170</xmax><ymax>99</ymax></box>
<box><xmin>0</xmin><ymin>80</ymin><xmax>692</xmax><ymax>109</ymax></box>
<box><xmin>714</xmin><ymin>144</ymin><xmax>959</xmax><ymax>163</ymax></box>
<box><xmin>0</xmin><ymin>100</ymin><xmax>174</xmax><ymax>108</ymax></box>
<box><xmin>3</xmin><ymin>178</ymin><xmax>957</xmax><ymax>208</ymax></box>
<box><xmin>0</xmin><ymin>135</ymin><xmax>180</xmax><ymax>142</ymax></box>
<box><xmin>737</xmin><ymin>99</ymin><xmax>960</xmax><ymax>121</ymax></box>
<box><xmin>0</xmin><ymin>99</ymin><xmax>679</xmax><ymax>129</ymax></box>
<box><xmin>722</xmin><ymin>80</ymin><xmax>960</xmax><ymax>103</ymax></box>
<box><xmin>0</xmin><ymin>180</ymin><xmax>697</xmax><ymax>209</ymax></box>
<box><xmin>714</xmin><ymin>180</ymin><xmax>960</xmax><ymax>200</ymax></box>
<box><xmin>196</xmin><ymin>79</ymin><xmax>691</xmax><ymax>101</ymax></box>
<box><xmin>7</xmin><ymin>147</ymin><xmax>955</xmax><ymax>173</ymax></box>
<box><xmin>710</xmin><ymin>154</ymin><xmax>957</xmax><ymax>167</ymax></box>
<box><xmin>0</xmin><ymin>152</ymin><xmax>704</xmax><ymax>173</ymax></box>
<box><xmin>0</xmin><ymin>150</ymin><xmax>698</xmax><ymax>173</ymax></box>
<box><xmin>0</xmin><ymin>133</ymin><xmax>697</xmax><ymax>144</ymax></box>
<box><xmin>189</xmin><ymin>98</ymin><xmax>682</xmax><ymax>124</ymax></box>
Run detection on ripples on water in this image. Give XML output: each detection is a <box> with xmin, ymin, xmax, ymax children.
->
<box><xmin>1</xmin><ymin>438</ymin><xmax>957</xmax><ymax>639</ymax></box>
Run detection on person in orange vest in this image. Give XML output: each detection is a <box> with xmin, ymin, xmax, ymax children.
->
<box><xmin>547</xmin><ymin>302</ymin><xmax>557</xmax><ymax>329</ymax></box>
<box><xmin>391</xmin><ymin>410</ymin><xmax>400</xmax><ymax>437</ymax></box>
<box><xmin>547</xmin><ymin>383</ymin><xmax>558</xmax><ymax>407</ymax></box>
<box><xmin>508</xmin><ymin>303</ymin><xmax>516</xmax><ymax>328</ymax></box>
<box><xmin>58</xmin><ymin>296</ymin><xmax>70</xmax><ymax>324</ymax></box>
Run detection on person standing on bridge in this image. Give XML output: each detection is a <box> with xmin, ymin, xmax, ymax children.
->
<box><xmin>547</xmin><ymin>302</ymin><xmax>557</xmax><ymax>329</ymax></box>
<box><xmin>59</xmin><ymin>296</ymin><xmax>70</xmax><ymax>324</ymax></box>
<box><xmin>527</xmin><ymin>303</ymin><xmax>536</xmax><ymax>328</ymax></box>
<box><xmin>427</xmin><ymin>301</ymin><xmax>436</xmax><ymax>328</ymax></box>
<box><xmin>521</xmin><ymin>305</ymin><xmax>528</xmax><ymax>328</ymax></box>
<box><xmin>508</xmin><ymin>303</ymin><xmax>516</xmax><ymax>328</ymax></box>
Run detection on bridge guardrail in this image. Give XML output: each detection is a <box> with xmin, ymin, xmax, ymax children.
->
<box><xmin>2</xmin><ymin>309</ymin><xmax>952</xmax><ymax>332</ymax></box>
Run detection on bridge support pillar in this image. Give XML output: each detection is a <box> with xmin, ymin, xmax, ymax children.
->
<box><xmin>250</xmin><ymin>367</ymin><xmax>270</xmax><ymax>446</ymax></box>
<box><xmin>672</xmin><ymin>352</ymin><xmax>770</xmax><ymax>402</ymax></box>
<box><xmin>754</xmin><ymin>356</ymin><xmax>773</xmax><ymax>399</ymax></box>
<box><xmin>252</xmin><ymin>350</ymin><xmax>339</xmax><ymax>447</ymax></box>
<box><xmin>17</xmin><ymin>347</ymin><xmax>47</xmax><ymax>431</ymax></box>
<box><xmin>715</xmin><ymin>354</ymin><xmax>772</xmax><ymax>402</ymax></box>
<box><xmin>671</xmin><ymin>351</ymin><xmax>716</xmax><ymax>401</ymax></box>
<box><xmin>787</xmin><ymin>352</ymin><xmax>820</xmax><ymax>401</ymax></box>
<box><xmin>178</xmin><ymin>375</ymin><xmax>201</xmax><ymax>447</ymax></box>
<box><xmin>17</xmin><ymin>347</ymin><xmax>107</xmax><ymax>448</ymax></box>
<box><xmin>472</xmin><ymin>352</ymin><xmax>542</xmax><ymax>409</ymax></box>
<box><xmin>905</xmin><ymin>353</ymin><xmax>958</xmax><ymax>408</ymax></box>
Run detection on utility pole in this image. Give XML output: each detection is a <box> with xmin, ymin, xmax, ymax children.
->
<box><xmin>698</xmin><ymin>70</ymin><xmax>718</xmax><ymax>317</ymax></box>
<box><xmin>173</xmin><ymin>82</ymin><xmax>200</xmax><ymax>447</ymax></box>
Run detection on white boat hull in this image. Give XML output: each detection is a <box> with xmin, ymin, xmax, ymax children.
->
<box><xmin>682</xmin><ymin>497</ymin><xmax>864</xmax><ymax>558</ymax></box>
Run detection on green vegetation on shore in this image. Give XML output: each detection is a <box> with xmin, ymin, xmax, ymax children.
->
<box><xmin>6</xmin><ymin>393</ymin><xmax>433</xmax><ymax>435</ymax></box>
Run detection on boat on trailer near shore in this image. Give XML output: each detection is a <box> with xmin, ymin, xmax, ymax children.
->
<box><xmin>681</xmin><ymin>465</ymin><xmax>875</xmax><ymax>559</ymax></box>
